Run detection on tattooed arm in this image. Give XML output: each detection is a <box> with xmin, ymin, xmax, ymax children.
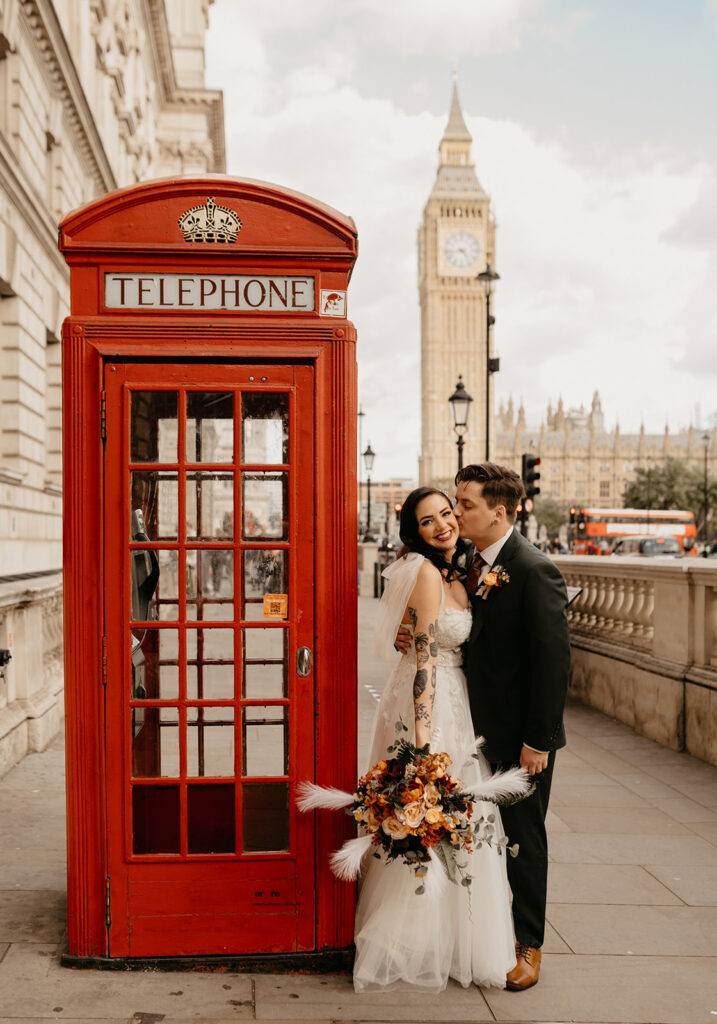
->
<box><xmin>404</xmin><ymin>562</ymin><xmax>442</xmax><ymax>750</ymax></box>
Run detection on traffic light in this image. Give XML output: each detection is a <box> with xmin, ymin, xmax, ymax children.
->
<box><xmin>393</xmin><ymin>503</ymin><xmax>402</xmax><ymax>523</ymax></box>
<box><xmin>569</xmin><ymin>507</ymin><xmax>577</xmax><ymax>524</ymax></box>
<box><xmin>521</xmin><ymin>453</ymin><xmax>541</xmax><ymax>500</ymax></box>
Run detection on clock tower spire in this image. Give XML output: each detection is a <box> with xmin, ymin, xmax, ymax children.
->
<box><xmin>418</xmin><ymin>83</ymin><xmax>496</xmax><ymax>486</ymax></box>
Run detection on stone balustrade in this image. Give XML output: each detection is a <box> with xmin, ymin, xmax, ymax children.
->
<box><xmin>554</xmin><ymin>555</ymin><xmax>717</xmax><ymax>766</ymax></box>
<box><xmin>0</xmin><ymin>573</ymin><xmax>64</xmax><ymax>776</ymax></box>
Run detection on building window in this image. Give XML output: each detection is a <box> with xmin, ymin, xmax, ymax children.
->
<box><xmin>600</xmin><ymin>462</ymin><xmax>611</xmax><ymax>473</ymax></box>
<box><xmin>600</xmin><ymin>480</ymin><xmax>610</xmax><ymax>498</ymax></box>
<box><xmin>576</xmin><ymin>481</ymin><xmax>585</xmax><ymax>498</ymax></box>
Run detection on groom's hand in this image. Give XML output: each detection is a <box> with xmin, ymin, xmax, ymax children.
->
<box><xmin>520</xmin><ymin>745</ymin><xmax>549</xmax><ymax>776</ymax></box>
<box><xmin>394</xmin><ymin>624</ymin><xmax>412</xmax><ymax>654</ymax></box>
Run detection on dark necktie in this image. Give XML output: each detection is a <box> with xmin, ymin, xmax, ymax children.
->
<box><xmin>465</xmin><ymin>553</ymin><xmax>487</xmax><ymax>595</ymax></box>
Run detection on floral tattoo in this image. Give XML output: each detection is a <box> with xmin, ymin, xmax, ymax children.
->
<box><xmin>408</xmin><ymin>608</ymin><xmax>438</xmax><ymax>739</ymax></box>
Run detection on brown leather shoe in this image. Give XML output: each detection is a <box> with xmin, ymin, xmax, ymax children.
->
<box><xmin>506</xmin><ymin>942</ymin><xmax>542</xmax><ymax>990</ymax></box>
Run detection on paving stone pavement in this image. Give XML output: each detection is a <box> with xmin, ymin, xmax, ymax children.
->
<box><xmin>0</xmin><ymin>596</ymin><xmax>716</xmax><ymax>1023</ymax></box>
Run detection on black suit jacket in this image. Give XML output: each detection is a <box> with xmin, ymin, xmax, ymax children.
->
<box><xmin>463</xmin><ymin>529</ymin><xmax>571</xmax><ymax>764</ymax></box>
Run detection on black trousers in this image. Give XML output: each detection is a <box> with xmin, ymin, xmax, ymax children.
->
<box><xmin>491</xmin><ymin>749</ymin><xmax>556</xmax><ymax>949</ymax></box>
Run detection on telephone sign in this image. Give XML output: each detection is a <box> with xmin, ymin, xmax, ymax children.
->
<box><xmin>59</xmin><ymin>177</ymin><xmax>358</xmax><ymax>965</ymax></box>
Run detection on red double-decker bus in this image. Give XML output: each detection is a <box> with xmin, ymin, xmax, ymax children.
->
<box><xmin>569</xmin><ymin>507</ymin><xmax>697</xmax><ymax>555</ymax></box>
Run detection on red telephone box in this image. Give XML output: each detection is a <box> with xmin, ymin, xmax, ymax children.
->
<box><xmin>58</xmin><ymin>178</ymin><xmax>358</xmax><ymax>964</ymax></box>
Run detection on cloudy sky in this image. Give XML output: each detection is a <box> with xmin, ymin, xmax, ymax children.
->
<box><xmin>206</xmin><ymin>0</ymin><xmax>717</xmax><ymax>480</ymax></box>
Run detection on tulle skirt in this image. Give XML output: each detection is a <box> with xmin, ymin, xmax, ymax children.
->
<box><xmin>353</xmin><ymin>653</ymin><xmax>517</xmax><ymax>992</ymax></box>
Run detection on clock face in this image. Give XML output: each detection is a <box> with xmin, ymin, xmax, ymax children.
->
<box><xmin>443</xmin><ymin>231</ymin><xmax>480</xmax><ymax>269</ymax></box>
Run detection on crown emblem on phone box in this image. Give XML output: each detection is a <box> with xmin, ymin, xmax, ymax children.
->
<box><xmin>178</xmin><ymin>197</ymin><xmax>242</xmax><ymax>243</ymax></box>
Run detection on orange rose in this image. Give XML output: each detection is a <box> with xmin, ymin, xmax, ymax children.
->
<box><xmin>424</xmin><ymin>806</ymin><xmax>444</xmax><ymax>825</ymax></box>
<box><xmin>365</xmin><ymin>807</ymin><xmax>380</xmax><ymax>830</ymax></box>
<box><xmin>398</xmin><ymin>801</ymin><xmax>425</xmax><ymax>829</ymax></box>
<box><xmin>382</xmin><ymin>816</ymin><xmax>408</xmax><ymax>840</ymax></box>
<box><xmin>423</xmin><ymin>783</ymin><xmax>440</xmax><ymax>807</ymax></box>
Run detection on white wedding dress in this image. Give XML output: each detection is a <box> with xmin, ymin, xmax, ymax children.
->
<box><xmin>353</xmin><ymin>553</ymin><xmax>517</xmax><ymax>993</ymax></box>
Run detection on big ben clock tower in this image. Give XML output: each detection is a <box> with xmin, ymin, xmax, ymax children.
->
<box><xmin>418</xmin><ymin>84</ymin><xmax>496</xmax><ymax>486</ymax></box>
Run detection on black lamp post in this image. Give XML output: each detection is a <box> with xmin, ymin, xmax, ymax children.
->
<box><xmin>477</xmin><ymin>263</ymin><xmax>501</xmax><ymax>461</ymax></box>
<box><xmin>363</xmin><ymin>442</ymin><xmax>376</xmax><ymax>541</ymax></box>
<box><xmin>702</xmin><ymin>432</ymin><xmax>710</xmax><ymax>543</ymax></box>
<box><xmin>448</xmin><ymin>376</ymin><xmax>473</xmax><ymax>473</ymax></box>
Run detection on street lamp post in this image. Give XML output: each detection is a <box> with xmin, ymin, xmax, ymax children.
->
<box><xmin>477</xmin><ymin>263</ymin><xmax>501</xmax><ymax>461</ymax></box>
<box><xmin>448</xmin><ymin>376</ymin><xmax>473</xmax><ymax>473</ymax></box>
<box><xmin>363</xmin><ymin>442</ymin><xmax>376</xmax><ymax>541</ymax></box>
<box><xmin>702</xmin><ymin>432</ymin><xmax>710</xmax><ymax>544</ymax></box>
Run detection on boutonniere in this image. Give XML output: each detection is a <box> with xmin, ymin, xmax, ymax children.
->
<box><xmin>477</xmin><ymin>564</ymin><xmax>510</xmax><ymax>600</ymax></box>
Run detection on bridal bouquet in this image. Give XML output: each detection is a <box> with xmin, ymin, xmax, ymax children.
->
<box><xmin>297</xmin><ymin>737</ymin><xmax>530</xmax><ymax>896</ymax></box>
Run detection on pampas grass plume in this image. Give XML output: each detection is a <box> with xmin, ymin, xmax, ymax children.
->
<box><xmin>329</xmin><ymin>835</ymin><xmax>374</xmax><ymax>880</ymax></box>
<box><xmin>463</xmin><ymin>765</ymin><xmax>531</xmax><ymax>803</ymax></box>
<box><xmin>296</xmin><ymin>781</ymin><xmax>354</xmax><ymax>812</ymax></box>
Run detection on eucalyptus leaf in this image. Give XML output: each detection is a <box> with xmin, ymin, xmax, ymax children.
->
<box><xmin>508</xmin><ymin>843</ymin><xmax>520</xmax><ymax>858</ymax></box>
<box><xmin>461</xmin><ymin>876</ymin><xmax>472</xmax><ymax>887</ymax></box>
<box><xmin>415</xmin><ymin>884</ymin><xmax>425</xmax><ymax>895</ymax></box>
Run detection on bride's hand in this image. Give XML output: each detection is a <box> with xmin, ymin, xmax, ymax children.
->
<box><xmin>394</xmin><ymin>623</ymin><xmax>412</xmax><ymax>653</ymax></box>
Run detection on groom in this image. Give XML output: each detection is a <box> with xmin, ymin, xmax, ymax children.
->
<box><xmin>456</xmin><ymin>462</ymin><xmax>570</xmax><ymax>990</ymax></box>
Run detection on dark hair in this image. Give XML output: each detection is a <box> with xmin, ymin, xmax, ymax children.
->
<box><xmin>455</xmin><ymin>462</ymin><xmax>523</xmax><ymax>520</ymax></box>
<box><xmin>396</xmin><ymin>487</ymin><xmax>466</xmax><ymax>581</ymax></box>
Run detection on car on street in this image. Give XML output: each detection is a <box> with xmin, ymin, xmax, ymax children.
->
<box><xmin>611</xmin><ymin>535</ymin><xmax>684</xmax><ymax>557</ymax></box>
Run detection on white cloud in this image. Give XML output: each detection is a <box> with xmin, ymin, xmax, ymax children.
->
<box><xmin>206</xmin><ymin>2</ymin><xmax>717</xmax><ymax>479</ymax></box>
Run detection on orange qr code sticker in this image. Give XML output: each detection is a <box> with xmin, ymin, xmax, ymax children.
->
<box><xmin>263</xmin><ymin>593</ymin><xmax>288</xmax><ymax>619</ymax></box>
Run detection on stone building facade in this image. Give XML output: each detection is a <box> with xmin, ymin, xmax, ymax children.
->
<box><xmin>0</xmin><ymin>0</ymin><xmax>224</xmax><ymax>775</ymax></box>
<box><xmin>417</xmin><ymin>84</ymin><xmax>496</xmax><ymax>485</ymax></box>
<box><xmin>493</xmin><ymin>392</ymin><xmax>716</xmax><ymax>508</ymax></box>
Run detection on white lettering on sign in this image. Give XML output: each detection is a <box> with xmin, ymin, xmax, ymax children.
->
<box><xmin>104</xmin><ymin>273</ymin><xmax>315</xmax><ymax>311</ymax></box>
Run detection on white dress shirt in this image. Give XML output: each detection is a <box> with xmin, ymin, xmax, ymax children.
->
<box><xmin>477</xmin><ymin>525</ymin><xmax>513</xmax><ymax>584</ymax></box>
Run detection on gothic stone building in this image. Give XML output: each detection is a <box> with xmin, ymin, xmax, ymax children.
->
<box><xmin>494</xmin><ymin>392</ymin><xmax>717</xmax><ymax>507</ymax></box>
<box><xmin>0</xmin><ymin>0</ymin><xmax>224</xmax><ymax>775</ymax></box>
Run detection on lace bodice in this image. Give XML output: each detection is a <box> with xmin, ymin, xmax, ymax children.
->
<box><xmin>434</xmin><ymin>606</ymin><xmax>472</xmax><ymax>666</ymax></box>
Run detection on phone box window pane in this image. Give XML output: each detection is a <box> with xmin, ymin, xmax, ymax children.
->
<box><xmin>243</xmin><ymin>627</ymin><xmax>286</xmax><ymax>664</ymax></box>
<box><xmin>131</xmin><ymin>392</ymin><xmax>178</xmax><ymax>463</ymax></box>
<box><xmin>133</xmin><ymin>785</ymin><xmax>180</xmax><ymax>854</ymax></box>
<box><xmin>242</xmin><ymin>782</ymin><xmax>289</xmax><ymax>852</ymax></box>
<box><xmin>131</xmin><ymin>549</ymin><xmax>178</xmax><ymax>622</ymax></box>
<box><xmin>131</xmin><ymin>709</ymin><xmax>179</xmax><ymax>778</ymax></box>
<box><xmin>243</xmin><ymin>705</ymin><xmax>287</xmax><ymax>777</ymax></box>
<box><xmin>187</xmin><ymin>663</ymin><xmax>234</xmax><ymax>701</ymax></box>
<box><xmin>242</xmin><ymin>550</ymin><xmax>286</xmax><ymax>619</ymax></box>
<box><xmin>242</xmin><ymin>393</ymin><xmax>288</xmax><ymax>464</ymax></box>
<box><xmin>131</xmin><ymin>629</ymin><xmax>178</xmax><ymax>701</ymax></box>
<box><xmin>242</xmin><ymin>473</ymin><xmax>287</xmax><ymax>540</ymax></box>
<box><xmin>186</xmin><ymin>473</ymin><xmax>234</xmax><ymax>539</ymax></box>
<box><xmin>186</xmin><ymin>393</ymin><xmax>233</xmax><ymax>463</ymax></box>
<box><xmin>186</xmin><ymin>550</ymin><xmax>233</xmax><ymax>604</ymax></box>
<box><xmin>131</xmin><ymin>472</ymin><xmax>178</xmax><ymax>540</ymax></box>
<box><xmin>188</xmin><ymin>785</ymin><xmax>235</xmax><ymax>854</ymax></box>
<box><xmin>243</xmin><ymin>662</ymin><xmax>286</xmax><ymax>699</ymax></box>
<box><xmin>187</xmin><ymin>627</ymin><xmax>234</xmax><ymax>662</ymax></box>
<box><xmin>187</xmin><ymin>707</ymin><xmax>235</xmax><ymax>778</ymax></box>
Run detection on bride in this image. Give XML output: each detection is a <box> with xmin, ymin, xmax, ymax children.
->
<box><xmin>353</xmin><ymin>486</ymin><xmax>519</xmax><ymax>992</ymax></box>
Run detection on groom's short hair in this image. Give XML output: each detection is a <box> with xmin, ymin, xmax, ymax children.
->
<box><xmin>455</xmin><ymin>462</ymin><xmax>523</xmax><ymax>518</ymax></box>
